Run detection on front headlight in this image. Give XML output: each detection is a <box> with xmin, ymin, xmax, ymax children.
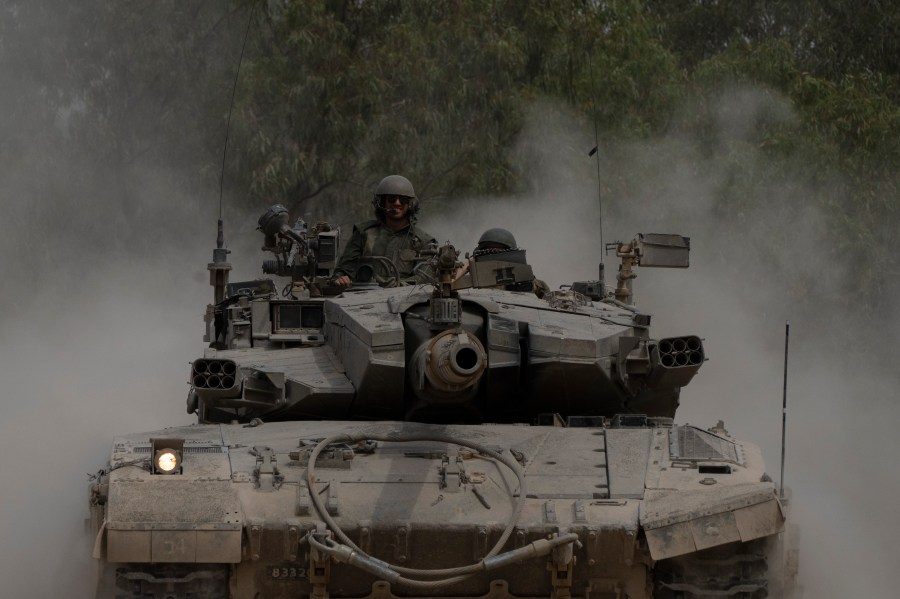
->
<box><xmin>155</xmin><ymin>449</ymin><xmax>181</xmax><ymax>474</ymax></box>
<box><xmin>151</xmin><ymin>438</ymin><xmax>184</xmax><ymax>475</ymax></box>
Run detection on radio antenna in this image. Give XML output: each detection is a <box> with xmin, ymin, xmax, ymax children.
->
<box><xmin>218</xmin><ymin>4</ymin><xmax>256</xmax><ymax>222</ymax></box>
<box><xmin>587</xmin><ymin>52</ymin><xmax>604</xmax><ymax>265</ymax></box>
<box><xmin>779</xmin><ymin>321</ymin><xmax>790</xmax><ymax>500</ymax></box>
<box><xmin>209</xmin><ymin>5</ymin><xmax>255</xmax><ymax>307</ymax></box>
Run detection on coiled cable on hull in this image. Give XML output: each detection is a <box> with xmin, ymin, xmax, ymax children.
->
<box><xmin>304</xmin><ymin>429</ymin><xmax>578</xmax><ymax>590</ymax></box>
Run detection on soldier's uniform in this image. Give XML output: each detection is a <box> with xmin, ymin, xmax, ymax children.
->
<box><xmin>334</xmin><ymin>220</ymin><xmax>436</xmax><ymax>285</ymax></box>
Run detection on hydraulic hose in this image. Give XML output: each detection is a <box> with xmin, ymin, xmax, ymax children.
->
<box><xmin>307</xmin><ymin>530</ymin><xmax>580</xmax><ymax>591</ymax></box>
<box><xmin>304</xmin><ymin>429</ymin><xmax>573</xmax><ymax>589</ymax></box>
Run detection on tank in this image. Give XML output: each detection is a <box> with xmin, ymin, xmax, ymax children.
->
<box><xmin>88</xmin><ymin>205</ymin><xmax>799</xmax><ymax>598</ymax></box>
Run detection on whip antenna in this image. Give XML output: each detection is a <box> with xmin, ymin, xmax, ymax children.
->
<box><xmin>218</xmin><ymin>4</ymin><xmax>256</xmax><ymax>222</ymax></box>
<box><xmin>779</xmin><ymin>321</ymin><xmax>790</xmax><ymax>500</ymax></box>
<box><xmin>209</xmin><ymin>5</ymin><xmax>255</xmax><ymax>307</ymax></box>
<box><xmin>587</xmin><ymin>52</ymin><xmax>604</xmax><ymax>264</ymax></box>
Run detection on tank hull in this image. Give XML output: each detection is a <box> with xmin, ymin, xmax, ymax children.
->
<box><xmin>91</xmin><ymin>419</ymin><xmax>789</xmax><ymax>598</ymax></box>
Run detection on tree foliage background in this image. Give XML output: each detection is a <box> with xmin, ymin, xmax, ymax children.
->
<box><xmin>3</xmin><ymin>0</ymin><xmax>899</xmax><ymax>315</ymax></box>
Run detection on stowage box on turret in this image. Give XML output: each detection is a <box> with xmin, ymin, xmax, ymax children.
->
<box><xmin>88</xmin><ymin>206</ymin><xmax>798</xmax><ymax>598</ymax></box>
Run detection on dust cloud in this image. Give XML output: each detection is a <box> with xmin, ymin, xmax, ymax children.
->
<box><xmin>0</xmin><ymin>183</ymin><xmax>213</xmax><ymax>595</ymax></box>
<box><xmin>1</xmin><ymin>27</ymin><xmax>896</xmax><ymax>599</ymax></box>
<box><xmin>425</xmin><ymin>95</ymin><xmax>900</xmax><ymax>597</ymax></box>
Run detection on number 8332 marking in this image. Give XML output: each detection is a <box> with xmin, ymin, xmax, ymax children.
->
<box><xmin>270</xmin><ymin>566</ymin><xmax>306</xmax><ymax>579</ymax></box>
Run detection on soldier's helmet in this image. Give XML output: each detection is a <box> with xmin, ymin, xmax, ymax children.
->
<box><xmin>475</xmin><ymin>228</ymin><xmax>518</xmax><ymax>255</ymax></box>
<box><xmin>372</xmin><ymin>175</ymin><xmax>419</xmax><ymax>221</ymax></box>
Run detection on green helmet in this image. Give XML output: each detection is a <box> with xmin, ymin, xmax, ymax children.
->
<box><xmin>477</xmin><ymin>228</ymin><xmax>517</xmax><ymax>250</ymax></box>
<box><xmin>375</xmin><ymin>174</ymin><xmax>415</xmax><ymax>198</ymax></box>
<box><xmin>372</xmin><ymin>175</ymin><xmax>419</xmax><ymax>221</ymax></box>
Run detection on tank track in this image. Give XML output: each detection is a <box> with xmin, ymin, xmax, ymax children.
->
<box><xmin>95</xmin><ymin>562</ymin><xmax>229</xmax><ymax>599</ymax></box>
<box><xmin>653</xmin><ymin>539</ymin><xmax>773</xmax><ymax>598</ymax></box>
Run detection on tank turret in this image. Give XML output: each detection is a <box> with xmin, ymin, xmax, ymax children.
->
<box><xmin>190</xmin><ymin>208</ymin><xmax>706</xmax><ymax>425</ymax></box>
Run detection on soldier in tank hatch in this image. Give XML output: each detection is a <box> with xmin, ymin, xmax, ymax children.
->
<box><xmin>453</xmin><ymin>227</ymin><xmax>548</xmax><ymax>297</ymax></box>
<box><xmin>333</xmin><ymin>174</ymin><xmax>436</xmax><ymax>287</ymax></box>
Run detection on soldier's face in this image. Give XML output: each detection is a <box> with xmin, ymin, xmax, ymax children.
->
<box><xmin>383</xmin><ymin>195</ymin><xmax>410</xmax><ymax>221</ymax></box>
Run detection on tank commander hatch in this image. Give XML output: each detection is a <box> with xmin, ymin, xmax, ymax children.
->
<box><xmin>453</xmin><ymin>228</ymin><xmax>548</xmax><ymax>298</ymax></box>
<box><xmin>333</xmin><ymin>175</ymin><xmax>436</xmax><ymax>287</ymax></box>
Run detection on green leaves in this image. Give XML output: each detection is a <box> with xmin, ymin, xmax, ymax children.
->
<box><xmin>7</xmin><ymin>0</ymin><xmax>897</xmax><ymax>312</ymax></box>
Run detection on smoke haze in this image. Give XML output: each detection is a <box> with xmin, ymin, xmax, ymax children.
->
<box><xmin>426</xmin><ymin>95</ymin><xmax>900</xmax><ymax>597</ymax></box>
<box><xmin>1</xmin><ymin>22</ymin><xmax>897</xmax><ymax>599</ymax></box>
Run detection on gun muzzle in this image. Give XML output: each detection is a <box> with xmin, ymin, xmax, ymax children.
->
<box><xmin>410</xmin><ymin>330</ymin><xmax>487</xmax><ymax>403</ymax></box>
